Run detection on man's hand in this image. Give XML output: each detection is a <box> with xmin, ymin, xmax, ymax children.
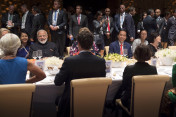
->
<box><xmin>30</xmin><ymin>38</ymin><xmax>34</xmax><ymax>42</ymax></box>
<box><xmin>50</xmin><ymin>25</ymin><xmax>55</xmax><ymax>30</ymax></box>
<box><xmin>130</xmin><ymin>37</ymin><xmax>134</xmax><ymax>42</ymax></box>
<box><xmin>69</xmin><ymin>35</ymin><xmax>73</xmax><ymax>40</ymax></box>
<box><xmin>106</xmin><ymin>33</ymin><xmax>110</xmax><ymax>39</ymax></box>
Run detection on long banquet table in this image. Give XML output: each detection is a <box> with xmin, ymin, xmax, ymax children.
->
<box><xmin>31</xmin><ymin>65</ymin><xmax>173</xmax><ymax>117</ymax></box>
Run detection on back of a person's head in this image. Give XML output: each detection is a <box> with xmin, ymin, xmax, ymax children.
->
<box><xmin>0</xmin><ymin>28</ymin><xmax>10</xmax><ymax>38</ymax></box>
<box><xmin>150</xmin><ymin>32</ymin><xmax>160</xmax><ymax>43</ymax></box>
<box><xmin>0</xmin><ymin>33</ymin><xmax>21</xmax><ymax>56</ymax></box>
<box><xmin>77</xmin><ymin>27</ymin><xmax>93</xmax><ymax>50</ymax></box>
<box><xmin>134</xmin><ymin>45</ymin><xmax>152</xmax><ymax>62</ymax></box>
<box><xmin>147</xmin><ymin>9</ymin><xmax>154</xmax><ymax>15</ymax></box>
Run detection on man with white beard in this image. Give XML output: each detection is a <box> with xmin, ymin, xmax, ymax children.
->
<box><xmin>28</xmin><ymin>30</ymin><xmax>59</xmax><ymax>59</ymax></box>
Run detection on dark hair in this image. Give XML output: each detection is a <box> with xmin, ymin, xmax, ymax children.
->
<box><xmin>32</xmin><ymin>6</ymin><xmax>41</xmax><ymax>13</ymax></box>
<box><xmin>21</xmin><ymin>4</ymin><xmax>28</xmax><ymax>9</ymax></box>
<box><xmin>128</xmin><ymin>7</ymin><xmax>135</xmax><ymax>13</ymax></box>
<box><xmin>147</xmin><ymin>9</ymin><xmax>154</xmax><ymax>15</ymax></box>
<box><xmin>95</xmin><ymin>11</ymin><xmax>102</xmax><ymax>19</ymax></box>
<box><xmin>150</xmin><ymin>32</ymin><xmax>160</xmax><ymax>43</ymax></box>
<box><xmin>164</xmin><ymin>11</ymin><xmax>171</xmax><ymax>17</ymax></box>
<box><xmin>134</xmin><ymin>45</ymin><xmax>152</xmax><ymax>62</ymax></box>
<box><xmin>139</xmin><ymin>12</ymin><xmax>147</xmax><ymax>21</ymax></box>
<box><xmin>76</xmin><ymin>5</ymin><xmax>82</xmax><ymax>10</ymax></box>
<box><xmin>20</xmin><ymin>31</ymin><xmax>31</xmax><ymax>47</ymax></box>
<box><xmin>54</xmin><ymin>0</ymin><xmax>63</xmax><ymax>8</ymax></box>
<box><xmin>77</xmin><ymin>28</ymin><xmax>93</xmax><ymax>50</ymax></box>
<box><xmin>140</xmin><ymin>29</ymin><xmax>147</xmax><ymax>34</ymax></box>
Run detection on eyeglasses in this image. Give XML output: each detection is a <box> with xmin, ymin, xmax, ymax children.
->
<box><xmin>106</xmin><ymin>11</ymin><xmax>110</xmax><ymax>12</ymax></box>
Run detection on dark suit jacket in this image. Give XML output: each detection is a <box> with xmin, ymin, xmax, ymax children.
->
<box><xmin>21</xmin><ymin>11</ymin><xmax>34</xmax><ymax>37</ymax></box>
<box><xmin>109</xmin><ymin>40</ymin><xmax>132</xmax><ymax>58</ymax></box>
<box><xmin>123</xmin><ymin>13</ymin><xmax>135</xmax><ymax>40</ymax></box>
<box><xmin>1</xmin><ymin>12</ymin><xmax>20</xmax><ymax>35</ymax></box>
<box><xmin>54</xmin><ymin>52</ymin><xmax>106</xmax><ymax>117</ymax></box>
<box><xmin>102</xmin><ymin>15</ymin><xmax>114</xmax><ymax>34</ymax></box>
<box><xmin>156</xmin><ymin>16</ymin><xmax>164</xmax><ymax>35</ymax></box>
<box><xmin>143</xmin><ymin>15</ymin><xmax>157</xmax><ymax>42</ymax></box>
<box><xmin>31</xmin><ymin>14</ymin><xmax>46</xmax><ymax>41</ymax></box>
<box><xmin>114</xmin><ymin>62</ymin><xmax>157</xmax><ymax>107</ymax></box>
<box><xmin>28</xmin><ymin>41</ymin><xmax>59</xmax><ymax>59</ymax></box>
<box><xmin>48</xmin><ymin>9</ymin><xmax>67</xmax><ymax>34</ymax></box>
<box><xmin>114</xmin><ymin>13</ymin><xmax>123</xmax><ymax>33</ymax></box>
<box><xmin>69</xmin><ymin>14</ymin><xmax>88</xmax><ymax>38</ymax></box>
<box><xmin>166</xmin><ymin>16</ymin><xmax>176</xmax><ymax>42</ymax></box>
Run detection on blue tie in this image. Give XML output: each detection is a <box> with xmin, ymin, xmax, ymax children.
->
<box><xmin>54</xmin><ymin>11</ymin><xmax>57</xmax><ymax>21</ymax></box>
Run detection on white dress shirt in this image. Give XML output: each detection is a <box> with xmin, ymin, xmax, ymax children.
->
<box><xmin>21</xmin><ymin>11</ymin><xmax>29</xmax><ymax>29</ymax></box>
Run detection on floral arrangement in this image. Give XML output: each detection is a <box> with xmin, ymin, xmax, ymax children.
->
<box><xmin>155</xmin><ymin>48</ymin><xmax>176</xmax><ymax>58</ymax></box>
<box><xmin>104</xmin><ymin>53</ymin><xmax>128</xmax><ymax>62</ymax></box>
<box><xmin>45</xmin><ymin>57</ymin><xmax>63</xmax><ymax>69</ymax></box>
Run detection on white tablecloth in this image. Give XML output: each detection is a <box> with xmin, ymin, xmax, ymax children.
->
<box><xmin>31</xmin><ymin>65</ymin><xmax>173</xmax><ymax>117</ymax></box>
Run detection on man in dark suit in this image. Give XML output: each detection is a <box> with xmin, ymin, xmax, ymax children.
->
<box><xmin>155</xmin><ymin>9</ymin><xmax>164</xmax><ymax>35</ymax></box>
<box><xmin>143</xmin><ymin>9</ymin><xmax>157</xmax><ymax>43</ymax></box>
<box><xmin>28</xmin><ymin>30</ymin><xmax>59</xmax><ymax>59</ymax></box>
<box><xmin>166</xmin><ymin>10</ymin><xmax>176</xmax><ymax>46</ymax></box>
<box><xmin>123</xmin><ymin>7</ymin><xmax>136</xmax><ymax>43</ymax></box>
<box><xmin>30</xmin><ymin>6</ymin><xmax>45</xmax><ymax>42</ymax></box>
<box><xmin>21</xmin><ymin>4</ymin><xmax>33</xmax><ymax>37</ymax></box>
<box><xmin>103</xmin><ymin>8</ymin><xmax>114</xmax><ymax>46</ymax></box>
<box><xmin>1</xmin><ymin>5</ymin><xmax>20</xmax><ymax>35</ymax></box>
<box><xmin>69</xmin><ymin>5</ymin><xmax>88</xmax><ymax>42</ymax></box>
<box><xmin>48</xmin><ymin>0</ymin><xmax>67</xmax><ymax>59</ymax></box>
<box><xmin>114</xmin><ymin>4</ymin><xmax>126</xmax><ymax>34</ymax></box>
<box><xmin>109</xmin><ymin>30</ymin><xmax>132</xmax><ymax>58</ymax></box>
<box><xmin>54</xmin><ymin>28</ymin><xmax>106</xmax><ymax>117</ymax></box>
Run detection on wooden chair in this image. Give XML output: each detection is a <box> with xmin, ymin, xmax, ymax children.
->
<box><xmin>105</xmin><ymin>46</ymin><xmax>109</xmax><ymax>55</ymax></box>
<box><xmin>70</xmin><ymin>78</ymin><xmax>112</xmax><ymax>117</ymax></box>
<box><xmin>116</xmin><ymin>75</ymin><xmax>170</xmax><ymax>117</ymax></box>
<box><xmin>0</xmin><ymin>84</ymin><xmax>36</xmax><ymax>117</ymax></box>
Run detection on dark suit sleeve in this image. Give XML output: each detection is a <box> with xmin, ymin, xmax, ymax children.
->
<box><xmin>85</xmin><ymin>16</ymin><xmax>88</xmax><ymax>28</ymax></box>
<box><xmin>48</xmin><ymin>11</ymin><xmax>52</xmax><ymax>26</ymax></box>
<box><xmin>125</xmin><ymin>15</ymin><xmax>135</xmax><ymax>38</ymax></box>
<box><xmin>57</xmin><ymin>11</ymin><xmax>67</xmax><ymax>29</ymax></box>
<box><xmin>54</xmin><ymin>58</ymin><xmax>69</xmax><ymax>86</ymax></box>
<box><xmin>114</xmin><ymin>15</ymin><xmax>119</xmax><ymax>33</ymax></box>
<box><xmin>110</xmin><ymin>18</ymin><xmax>114</xmax><ymax>34</ymax></box>
<box><xmin>1</xmin><ymin>13</ymin><xmax>7</xmax><ymax>27</ymax></box>
<box><xmin>31</xmin><ymin>17</ymin><xmax>38</xmax><ymax>39</ymax></box>
<box><xmin>152</xmin><ymin>18</ymin><xmax>157</xmax><ymax>31</ymax></box>
<box><xmin>13</xmin><ymin>14</ymin><xmax>20</xmax><ymax>27</ymax></box>
<box><xmin>109</xmin><ymin>43</ymin><xmax>114</xmax><ymax>54</ymax></box>
<box><xmin>69</xmin><ymin>16</ymin><xmax>73</xmax><ymax>35</ymax></box>
<box><xmin>166</xmin><ymin>18</ymin><xmax>172</xmax><ymax>39</ymax></box>
<box><xmin>53</xmin><ymin>44</ymin><xmax>60</xmax><ymax>57</ymax></box>
<box><xmin>127</xmin><ymin>44</ymin><xmax>133</xmax><ymax>58</ymax></box>
<box><xmin>28</xmin><ymin>45</ymin><xmax>35</xmax><ymax>59</ymax></box>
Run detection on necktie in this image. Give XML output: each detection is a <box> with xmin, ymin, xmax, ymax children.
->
<box><xmin>107</xmin><ymin>17</ymin><xmax>110</xmax><ymax>32</ymax></box>
<box><xmin>120</xmin><ymin>44</ymin><xmax>123</xmax><ymax>55</ymax></box>
<box><xmin>78</xmin><ymin>15</ymin><xmax>80</xmax><ymax>25</ymax></box>
<box><xmin>54</xmin><ymin>11</ymin><xmax>57</xmax><ymax>21</ymax></box>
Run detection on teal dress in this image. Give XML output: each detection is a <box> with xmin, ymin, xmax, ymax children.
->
<box><xmin>0</xmin><ymin>57</ymin><xmax>28</xmax><ymax>84</ymax></box>
<box><xmin>168</xmin><ymin>64</ymin><xmax>176</xmax><ymax>102</ymax></box>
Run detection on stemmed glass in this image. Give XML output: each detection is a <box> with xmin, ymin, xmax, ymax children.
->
<box><xmin>38</xmin><ymin>50</ymin><xmax>42</xmax><ymax>59</ymax></box>
<box><xmin>123</xmin><ymin>49</ymin><xmax>128</xmax><ymax>57</ymax></box>
<box><xmin>32</xmin><ymin>51</ymin><xmax>38</xmax><ymax>59</ymax></box>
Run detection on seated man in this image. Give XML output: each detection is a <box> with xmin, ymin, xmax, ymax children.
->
<box><xmin>28</xmin><ymin>30</ymin><xmax>59</xmax><ymax>59</ymax></box>
<box><xmin>54</xmin><ymin>27</ymin><xmax>106</xmax><ymax>117</ymax></box>
<box><xmin>109</xmin><ymin>30</ymin><xmax>132</xmax><ymax>58</ymax></box>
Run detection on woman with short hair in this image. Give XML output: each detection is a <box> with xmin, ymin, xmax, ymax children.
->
<box><xmin>0</xmin><ymin>33</ymin><xmax>46</xmax><ymax>84</ymax></box>
<box><xmin>114</xmin><ymin>45</ymin><xmax>157</xmax><ymax>109</ymax></box>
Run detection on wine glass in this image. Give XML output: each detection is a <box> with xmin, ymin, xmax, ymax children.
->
<box><xmin>32</xmin><ymin>51</ymin><xmax>38</xmax><ymax>59</ymax></box>
<box><xmin>38</xmin><ymin>50</ymin><xmax>42</xmax><ymax>59</ymax></box>
<box><xmin>123</xmin><ymin>49</ymin><xmax>128</xmax><ymax>57</ymax></box>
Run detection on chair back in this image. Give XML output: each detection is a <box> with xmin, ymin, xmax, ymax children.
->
<box><xmin>168</xmin><ymin>46</ymin><xmax>176</xmax><ymax>50</ymax></box>
<box><xmin>67</xmin><ymin>47</ymin><xmax>71</xmax><ymax>56</ymax></box>
<box><xmin>0</xmin><ymin>84</ymin><xmax>36</xmax><ymax>117</ymax></box>
<box><xmin>131</xmin><ymin>75</ymin><xmax>170</xmax><ymax>117</ymax></box>
<box><xmin>105</xmin><ymin>46</ymin><xmax>109</xmax><ymax>55</ymax></box>
<box><xmin>70</xmin><ymin>78</ymin><xmax>112</xmax><ymax>117</ymax></box>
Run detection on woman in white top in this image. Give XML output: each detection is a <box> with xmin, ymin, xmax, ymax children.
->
<box><xmin>132</xmin><ymin>30</ymin><xmax>148</xmax><ymax>53</ymax></box>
